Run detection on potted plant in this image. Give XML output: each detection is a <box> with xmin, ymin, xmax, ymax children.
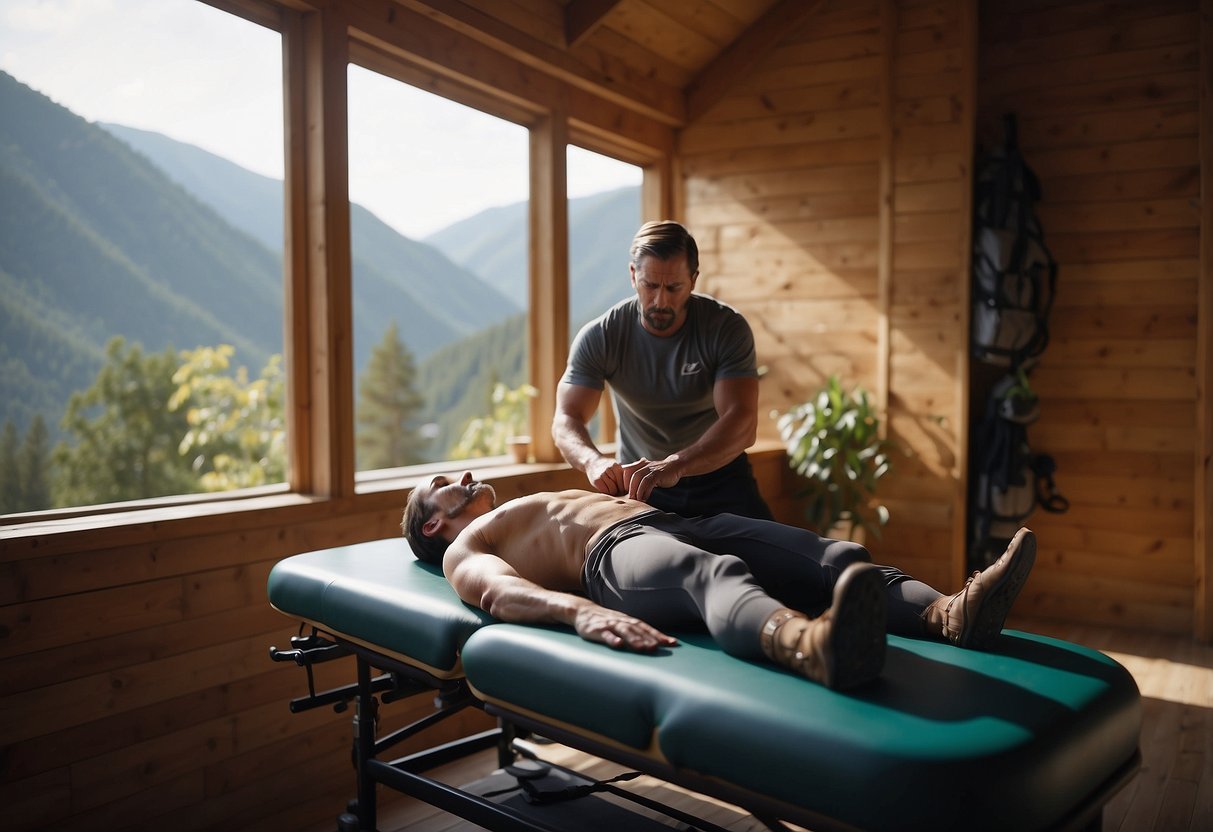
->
<box><xmin>776</xmin><ymin>375</ymin><xmax>899</xmax><ymax>540</ymax></box>
<box><xmin>453</xmin><ymin>381</ymin><xmax>538</xmax><ymax>462</ymax></box>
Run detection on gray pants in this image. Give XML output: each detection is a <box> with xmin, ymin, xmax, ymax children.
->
<box><xmin>582</xmin><ymin>511</ymin><xmax>943</xmax><ymax>660</ymax></box>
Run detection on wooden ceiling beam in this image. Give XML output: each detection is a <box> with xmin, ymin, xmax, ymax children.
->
<box><xmin>368</xmin><ymin>0</ymin><xmax>685</xmax><ymax>125</ymax></box>
<box><xmin>346</xmin><ymin>7</ymin><xmax>673</xmax><ymax>157</ymax></box>
<box><xmin>565</xmin><ymin>0</ymin><xmax>623</xmax><ymax>48</ymax></box>
<box><xmin>684</xmin><ymin>0</ymin><xmax>825</xmax><ymax>124</ymax></box>
<box><xmin>199</xmin><ymin>0</ymin><xmax>292</xmax><ymax>29</ymax></box>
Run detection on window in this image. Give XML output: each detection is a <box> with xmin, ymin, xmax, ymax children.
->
<box><xmin>567</xmin><ymin>145</ymin><xmax>642</xmax><ymax>330</ymax></box>
<box><xmin>566</xmin><ymin>145</ymin><xmax>642</xmax><ymax>444</ymax></box>
<box><xmin>0</xmin><ymin>0</ymin><xmax>285</xmax><ymax>516</ymax></box>
<box><xmin>346</xmin><ymin>65</ymin><xmax>529</xmax><ymax>470</ymax></box>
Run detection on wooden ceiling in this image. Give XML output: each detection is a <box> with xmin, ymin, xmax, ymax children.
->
<box><xmin>357</xmin><ymin>0</ymin><xmax>826</xmax><ymax>127</ymax></box>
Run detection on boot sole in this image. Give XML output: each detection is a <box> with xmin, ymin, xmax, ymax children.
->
<box><xmin>959</xmin><ymin>528</ymin><xmax>1037</xmax><ymax>650</ymax></box>
<box><xmin>825</xmin><ymin>563</ymin><xmax>887</xmax><ymax>690</ymax></box>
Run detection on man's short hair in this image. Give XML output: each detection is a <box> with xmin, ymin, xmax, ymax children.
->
<box><xmin>630</xmin><ymin>220</ymin><xmax>699</xmax><ymax>275</ymax></box>
<box><xmin>401</xmin><ymin>486</ymin><xmax>449</xmax><ymax>565</ymax></box>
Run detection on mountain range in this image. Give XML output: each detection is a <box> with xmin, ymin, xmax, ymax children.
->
<box><xmin>425</xmin><ymin>185</ymin><xmax>640</xmax><ymax>323</ymax></box>
<box><xmin>0</xmin><ymin>69</ymin><xmax>640</xmax><ymax>458</ymax></box>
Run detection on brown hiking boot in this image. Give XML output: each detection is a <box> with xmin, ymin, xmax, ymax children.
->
<box><xmin>925</xmin><ymin>527</ymin><xmax>1037</xmax><ymax>650</ymax></box>
<box><xmin>760</xmin><ymin>562</ymin><xmax>887</xmax><ymax>690</ymax></box>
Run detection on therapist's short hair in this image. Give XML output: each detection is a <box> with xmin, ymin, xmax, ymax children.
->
<box><xmin>630</xmin><ymin>220</ymin><xmax>699</xmax><ymax>276</ymax></box>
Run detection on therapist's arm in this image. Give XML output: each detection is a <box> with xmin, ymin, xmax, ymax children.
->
<box><xmin>552</xmin><ymin>381</ymin><xmax>627</xmax><ymax>496</ymax></box>
<box><xmin>626</xmin><ymin>375</ymin><xmax>759</xmax><ymax>502</ymax></box>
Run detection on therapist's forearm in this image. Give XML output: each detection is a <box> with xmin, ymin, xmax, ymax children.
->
<box><xmin>670</xmin><ymin>409</ymin><xmax>757</xmax><ymax>477</ymax></box>
<box><xmin>552</xmin><ymin>413</ymin><xmax>606</xmax><ymax>471</ymax></box>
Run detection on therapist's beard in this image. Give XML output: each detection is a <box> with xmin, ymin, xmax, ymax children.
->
<box><xmin>643</xmin><ymin>306</ymin><xmax>676</xmax><ymax>332</ymax></box>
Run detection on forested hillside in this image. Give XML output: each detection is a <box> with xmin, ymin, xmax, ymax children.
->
<box><xmin>425</xmin><ymin>184</ymin><xmax>640</xmax><ymax>326</ymax></box>
<box><xmin>1</xmin><ymin>71</ymin><xmax>281</xmax><ymax>437</ymax></box>
<box><xmin>415</xmin><ymin>186</ymin><xmax>641</xmax><ymax>453</ymax></box>
<box><xmin>101</xmin><ymin>122</ymin><xmax>521</xmax><ymax>373</ymax></box>
<box><xmin>106</xmin><ymin>116</ymin><xmax>644</xmax><ymax>462</ymax></box>
<box><xmin>413</xmin><ymin>313</ymin><xmax>526</xmax><ymax>456</ymax></box>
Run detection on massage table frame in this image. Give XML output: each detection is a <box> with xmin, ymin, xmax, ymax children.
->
<box><xmin>272</xmin><ymin>628</ymin><xmax>771</xmax><ymax>832</ymax></box>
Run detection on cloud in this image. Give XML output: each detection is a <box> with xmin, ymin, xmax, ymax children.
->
<box><xmin>1</xmin><ymin>0</ymin><xmax>116</xmax><ymax>33</ymax></box>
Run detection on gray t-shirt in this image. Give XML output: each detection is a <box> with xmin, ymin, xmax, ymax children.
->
<box><xmin>562</xmin><ymin>294</ymin><xmax>758</xmax><ymax>463</ymax></box>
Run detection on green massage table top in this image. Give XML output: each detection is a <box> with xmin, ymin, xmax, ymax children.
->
<box><xmin>267</xmin><ymin>538</ymin><xmax>492</xmax><ymax>678</ymax></box>
<box><xmin>464</xmin><ymin>625</ymin><xmax>1141</xmax><ymax>831</ymax></box>
<box><xmin>267</xmin><ymin>539</ymin><xmax>1142</xmax><ymax>831</ymax></box>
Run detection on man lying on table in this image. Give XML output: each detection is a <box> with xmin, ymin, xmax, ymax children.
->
<box><xmin>402</xmin><ymin>470</ymin><xmax>1036</xmax><ymax>690</ymax></box>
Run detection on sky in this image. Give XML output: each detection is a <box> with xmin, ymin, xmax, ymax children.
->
<box><xmin>0</xmin><ymin>0</ymin><xmax>641</xmax><ymax>239</ymax></box>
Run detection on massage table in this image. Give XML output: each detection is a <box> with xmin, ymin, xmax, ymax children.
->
<box><xmin>267</xmin><ymin>538</ymin><xmax>1142</xmax><ymax>832</ymax></box>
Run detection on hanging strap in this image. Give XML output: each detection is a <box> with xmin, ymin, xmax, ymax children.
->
<box><xmin>1032</xmin><ymin>454</ymin><xmax>1070</xmax><ymax>514</ymax></box>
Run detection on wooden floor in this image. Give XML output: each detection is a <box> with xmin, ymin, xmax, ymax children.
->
<box><xmin>282</xmin><ymin>619</ymin><xmax>1212</xmax><ymax>832</ymax></box>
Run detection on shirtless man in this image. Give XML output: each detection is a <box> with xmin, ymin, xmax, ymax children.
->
<box><xmin>402</xmin><ymin>471</ymin><xmax>1037</xmax><ymax>690</ymax></box>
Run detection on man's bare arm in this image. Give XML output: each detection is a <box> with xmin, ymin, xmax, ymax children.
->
<box><xmin>626</xmin><ymin>376</ymin><xmax>759</xmax><ymax>501</ymax></box>
<box><xmin>552</xmin><ymin>381</ymin><xmax>627</xmax><ymax>496</ymax></box>
<box><xmin>445</xmin><ymin>545</ymin><xmax>675</xmax><ymax>651</ymax></box>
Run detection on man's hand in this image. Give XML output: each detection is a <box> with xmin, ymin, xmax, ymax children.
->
<box><xmin>572</xmin><ymin>605</ymin><xmax>678</xmax><ymax>651</ymax></box>
<box><xmin>586</xmin><ymin>456</ymin><xmax>627</xmax><ymax>496</ymax></box>
<box><xmin>623</xmin><ymin>456</ymin><xmax>685</xmax><ymax>503</ymax></box>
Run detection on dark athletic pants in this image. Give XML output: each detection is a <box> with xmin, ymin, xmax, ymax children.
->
<box><xmin>644</xmin><ymin>452</ymin><xmax>774</xmax><ymax>521</ymax></box>
<box><xmin>582</xmin><ymin>511</ymin><xmax>944</xmax><ymax>660</ymax></box>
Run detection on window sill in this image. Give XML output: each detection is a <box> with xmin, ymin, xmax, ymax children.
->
<box><xmin>355</xmin><ymin>456</ymin><xmax>572</xmax><ymax>496</ymax></box>
<box><xmin>0</xmin><ymin>458</ymin><xmax>578</xmax><ymax>552</ymax></box>
<box><xmin>1</xmin><ymin>444</ymin><xmax>787</xmax><ymax>552</ymax></box>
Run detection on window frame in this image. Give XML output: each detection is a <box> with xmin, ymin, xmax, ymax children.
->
<box><xmin>0</xmin><ymin>0</ymin><xmax>674</xmax><ymax>537</ymax></box>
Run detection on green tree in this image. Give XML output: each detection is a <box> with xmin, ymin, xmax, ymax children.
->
<box><xmin>54</xmin><ymin>337</ymin><xmax>197</xmax><ymax>506</ymax></box>
<box><xmin>18</xmin><ymin>414</ymin><xmax>51</xmax><ymax>511</ymax></box>
<box><xmin>451</xmin><ymin>381</ymin><xmax>537</xmax><ymax>459</ymax></box>
<box><xmin>0</xmin><ymin>420</ymin><xmax>19</xmax><ymax>513</ymax></box>
<box><xmin>170</xmin><ymin>345</ymin><xmax>286</xmax><ymax>491</ymax></box>
<box><xmin>356</xmin><ymin>322</ymin><xmax>428</xmax><ymax>469</ymax></box>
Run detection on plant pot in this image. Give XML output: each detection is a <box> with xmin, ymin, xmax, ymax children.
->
<box><xmin>507</xmin><ymin>435</ymin><xmax>530</xmax><ymax>464</ymax></box>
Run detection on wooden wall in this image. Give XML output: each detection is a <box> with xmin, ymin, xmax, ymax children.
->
<box><xmin>976</xmin><ymin>0</ymin><xmax>1205</xmax><ymax>634</ymax></box>
<box><xmin>683</xmin><ymin>0</ymin><xmax>975</xmax><ymax>591</ymax></box>
<box><xmin>0</xmin><ymin>465</ymin><xmax>588</xmax><ymax>831</ymax></box>
<box><xmin>684</xmin><ymin>0</ymin><xmax>1210</xmax><ymax>631</ymax></box>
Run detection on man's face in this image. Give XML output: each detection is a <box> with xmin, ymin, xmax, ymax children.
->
<box><xmin>630</xmin><ymin>254</ymin><xmax>697</xmax><ymax>336</ymax></box>
<box><xmin>425</xmin><ymin>471</ymin><xmax>496</xmax><ymax>523</ymax></box>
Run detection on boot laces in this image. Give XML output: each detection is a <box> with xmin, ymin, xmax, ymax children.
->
<box><xmin>942</xmin><ymin>571</ymin><xmax>981</xmax><ymax>642</ymax></box>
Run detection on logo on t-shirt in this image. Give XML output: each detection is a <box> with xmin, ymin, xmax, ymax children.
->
<box><xmin>680</xmin><ymin>362</ymin><xmax>701</xmax><ymax>376</ymax></box>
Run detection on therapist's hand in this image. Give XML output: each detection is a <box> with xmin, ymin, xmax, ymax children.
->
<box><xmin>586</xmin><ymin>456</ymin><xmax>627</xmax><ymax>496</ymax></box>
<box><xmin>624</xmin><ymin>456</ymin><xmax>685</xmax><ymax>503</ymax></box>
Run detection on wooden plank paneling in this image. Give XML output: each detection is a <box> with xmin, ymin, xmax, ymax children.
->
<box><xmin>0</xmin><ymin>605</ymin><xmax>285</xmax><ymax>697</ymax></box>
<box><xmin>975</xmin><ymin>0</ymin><xmax>1202</xmax><ymax>637</ymax></box>
<box><xmin>685</xmin><ymin>0</ymin><xmax>973</xmax><ymax>573</ymax></box>
<box><xmin>888</xmin><ymin>0</ymin><xmax>972</xmax><ymax>583</ymax></box>
<box><xmin>686</xmin><ymin>0</ymin><xmax>829</xmax><ymax>121</ymax></box>
<box><xmin>372</xmin><ymin>0</ymin><xmax>687</xmax><ymax>124</ymax></box>
<box><xmin>696</xmin><ymin>78</ymin><xmax>881</xmax><ymax>123</ymax></box>
<box><xmin>679</xmin><ymin>107</ymin><xmax>883</xmax><ymax>155</ymax></box>
<box><xmin>1197</xmin><ymin>0</ymin><xmax>1212</xmax><ymax>640</ymax></box>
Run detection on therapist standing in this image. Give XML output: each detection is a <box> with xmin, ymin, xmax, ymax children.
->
<box><xmin>552</xmin><ymin>220</ymin><xmax>773</xmax><ymax>521</ymax></box>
